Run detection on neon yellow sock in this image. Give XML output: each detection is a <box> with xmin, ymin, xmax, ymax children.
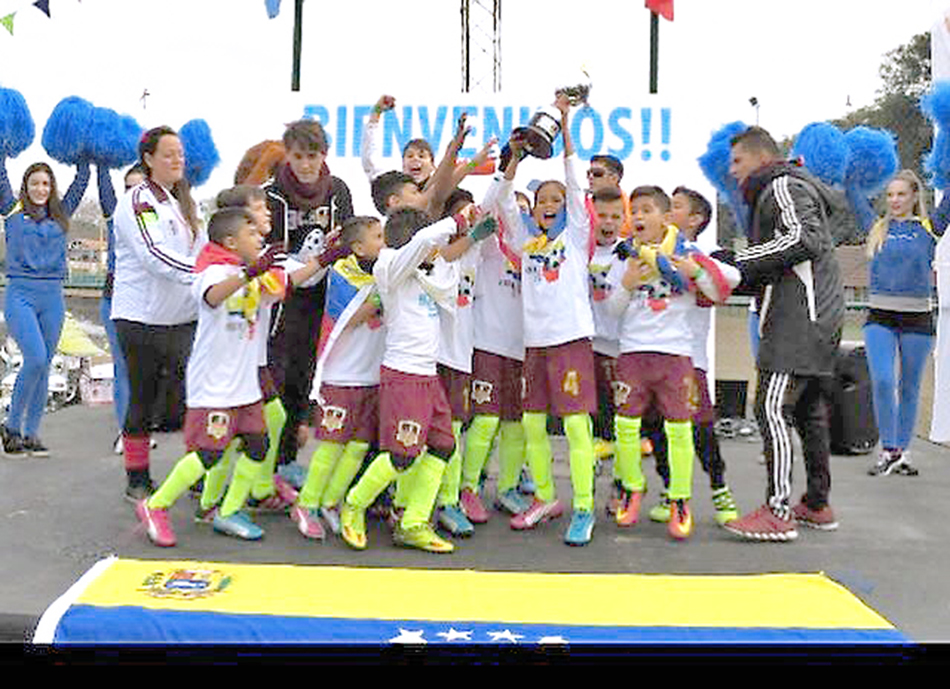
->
<box><xmin>497</xmin><ymin>420</ymin><xmax>526</xmax><ymax>494</ymax></box>
<box><xmin>298</xmin><ymin>441</ymin><xmax>344</xmax><ymax>509</ymax></box>
<box><xmin>665</xmin><ymin>419</ymin><xmax>694</xmax><ymax>500</ymax></box>
<box><xmin>402</xmin><ymin>452</ymin><xmax>447</xmax><ymax>529</ymax></box>
<box><xmin>437</xmin><ymin>420</ymin><xmax>463</xmax><ymax>507</ymax></box>
<box><xmin>563</xmin><ymin>413</ymin><xmax>595</xmax><ymax>512</ymax></box>
<box><xmin>615</xmin><ymin>415</ymin><xmax>646</xmax><ymax>492</ymax></box>
<box><xmin>461</xmin><ymin>414</ymin><xmax>499</xmax><ymax>493</ymax></box>
<box><xmin>522</xmin><ymin>412</ymin><xmax>555</xmax><ymax>502</ymax></box>
<box><xmin>321</xmin><ymin>440</ymin><xmax>370</xmax><ymax>509</ymax></box>
<box><xmin>200</xmin><ymin>439</ymin><xmax>238</xmax><ymax>510</ymax></box>
<box><xmin>251</xmin><ymin>397</ymin><xmax>287</xmax><ymax>499</ymax></box>
<box><xmin>148</xmin><ymin>452</ymin><xmax>206</xmax><ymax>510</ymax></box>
<box><xmin>346</xmin><ymin>452</ymin><xmax>398</xmax><ymax>509</ymax></box>
<box><xmin>393</xmin><ymin>459</ymin><xmax>421</xmax><ymax>509</ymax></box>
<box><xmin>220</xmin><ymin>454</ymin><xmax>263</xmax><ymax>518</ymax></box>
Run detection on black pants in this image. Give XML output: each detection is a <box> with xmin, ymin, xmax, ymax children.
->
<box><xmin>114</xmin><ymin>320</ymin><xmax>196</xmax><ymax>436</ymax></box>
<box><xmin>754</xmin><ymin>370</ymin><xmax>834</xmax><ymax>517</ymax></box>
<box><xmin>267</xmin><ymin>283</ymin><xmax>324</xmax><ymax>465</ymax></box>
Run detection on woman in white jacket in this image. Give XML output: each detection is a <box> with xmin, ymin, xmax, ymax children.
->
<box><xmin>112</xmin><ymin>126</ymin><xmax>204</xmax><ymax>501</ymax></box>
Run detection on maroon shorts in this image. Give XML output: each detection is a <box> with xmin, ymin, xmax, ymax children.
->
<box><xmin>184</xmin><ymin>402</ymin><xmax>266</xmax><ymax>453</ymax></box>
<box><xmin>258</xmin><ymin>366</ymin><xmax>279</xmax><ymax>402</ymax></box>
<box><xmin>379</xmin><ymin>366</ymin><xmax>455</xmax><ymax>459</ymax></box>
<box><xmin>311</xmin><ymin>384</ymin><xmax>379</xmax><ymax>444</ymax></box>
<box><xmin>522</xmin><ymin>338</ymin><xmax>596</xmax><ymax>416</ymax></box>
<box><xmin>437</xmin><ymin>364</ymin><xmax>471</xmax><ymax>422</ymax></box>
<box><xmin>470</xmin><ymin>349</ymin><xmax>523</xmax><ymax>421</ymax></box>
<box><xmin>614</xmin><ymin>352</ymin><xmax>696</xmax><ymax>421</ymax></box>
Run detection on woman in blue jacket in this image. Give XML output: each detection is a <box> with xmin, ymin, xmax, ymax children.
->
<box><xmin>0</xmin><ymin>159</ymin><xmax>89</xmax><ymax>456</ymax></box>
<box><xmin>857</xmin><ymin>170</ymin><xmax>949</xmax><ymax>477</ymax></box>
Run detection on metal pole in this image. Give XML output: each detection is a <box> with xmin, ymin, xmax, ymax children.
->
<box><xmin>649</xmin><ymin>11</ymin><xmax>659</xmax><ymax>94</ymax></box>
<box><xmin>461</xmin><ymin>0</ymin><xmax>471</xmax><ymax>93</ymax></box>
<box><xmin>292</xmin><ymin>0</ymin><xmax>304</xmax><ymax>92</ymax></box>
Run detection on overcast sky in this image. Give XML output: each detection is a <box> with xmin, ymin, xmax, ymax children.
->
<box><xmin>1</xmin><ymin>0</ymin><xmax>948</xmax><ymax>209</ymax></box>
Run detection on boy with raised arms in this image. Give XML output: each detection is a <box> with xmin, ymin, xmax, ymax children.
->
<box><xmin>495</xmin><ymin>93</ymin><xmax>599</xmax><ymax>546</ymax></box>
<box><xmin>339</xmin><ymin>208</ymin><xmax>498</xmax><ymax>553</ymax></box>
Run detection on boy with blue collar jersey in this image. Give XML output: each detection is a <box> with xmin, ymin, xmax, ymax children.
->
<box><xmin>607</xmin><ymin>186</ymin><xmax>739</xmax><ymax>540</ymax></box>
<box><xmin>495</xmin><ymin>94</ymin><xmax>599</xmax><ymax>546</ymax></box>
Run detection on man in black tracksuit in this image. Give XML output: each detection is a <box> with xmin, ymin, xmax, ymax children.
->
<box><xmin>722</xmin><ymin>126</ymin><xmax>844</xmax><ymax>542</ymax></box>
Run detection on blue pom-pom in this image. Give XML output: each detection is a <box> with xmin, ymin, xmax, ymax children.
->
<box><xmin>87</xmin><ymin>107</ymin><xmax>142</xmax><ymax>169</ymax></box>
<box><xmin>791</xmin><ymin>122</ymin><xmax>847</xmax><ymax>187</ymax></box>
<box><xmin>921</xmin><ymin>81</ymin><xmax>950</xmax><ymax>127</ymax></box>
<box><xmin>42</xmin><ymin>96</ymin><xmax>96</xmax><ymax>165</ymax></box>
<box><xmin>925</xmin><ymin>130</ymin><xmax>950</xmax><ymax>189</ymax></box>
<box><xmin>179</xmin><ymin>119</ymin><xmax>219</xmax><ymax>187</ymax></box>
<box><xmin>843</xmin><ymin>126</ymin><xmax>899</xmax><ymax>196</ymax></box>
<box><xmin>0</xmin><ymin>86</ymin><xmax>35</xmax><ymax>159</ymax></box>
<box><xmin>697</xmin><ymin>121</ymin><xmax>747</xmax><ymax>196</ymax></box>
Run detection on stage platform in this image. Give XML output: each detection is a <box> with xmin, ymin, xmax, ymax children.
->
<box><xmin>1</xmin><ymin>404</ymin><xmax>948</xmax><ymax>649</ymax></box>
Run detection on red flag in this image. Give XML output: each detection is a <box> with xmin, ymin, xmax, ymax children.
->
<box><xmin>645</xmin><ymin>0</ymin><xmax>673</xmax><ymax>21</ymax></box>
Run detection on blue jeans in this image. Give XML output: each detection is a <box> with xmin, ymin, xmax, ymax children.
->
<box><xmin>864</xmin><ymin>323</ymin><xmax>934</xmax><ymax>450</ymax></box>
<box><xmin>4</xmin><ymin>278</ymin><xmax>65</xmax><ymax>438</ymax></box>
<box><xmin>100</xmin><ymin>296</ymin><xmax>129</xmax><ymax>432</ymax></box>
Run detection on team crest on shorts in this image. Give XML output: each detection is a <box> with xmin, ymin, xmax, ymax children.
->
<box><xmin>206</xmin><ymin>411</ymin><xmax>231</xmax><ymax>441</ymax></box>
<box><xmin>612</xmin><ymin>381</ymin><xmax>632</xmax><ymax>406</ymax></box>
<box><xmin>396</xmin><ymin>419</ymin><xmax>422</xmax><ymax>448</ymax></box>
<box><xmin>321</xmin><ymin>405</ymin><xmax>347</xmax><ymax>432</ymax></box>
<box><xmin>471</xmin><ymin>379</ymin><xmax>494</xmax><ymax>405</ymax></box>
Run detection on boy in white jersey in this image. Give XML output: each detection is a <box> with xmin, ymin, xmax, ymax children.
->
<box><xmin>607</xmin><ymin>186</ymin><xmax>739</xmax><ymax>540</ymax></box>
<box><xmin>495</xmin><ymin>94</ymin><xmax>599</xmax><ymax>546</ymax></box>
<box><xmin>588</xmin><ymin>186</ymin><xmax>626</xmax><ymax>469</ymax></box>
<box><xmin>339</xmin><ymin>208</ymin><xmax>499</xmax><ymax>553</ymax></box>
<box><xmin>644</xmin><ymin>187</ymin><xmax>740</xmax><ymax>527</ymax></box>
<box><xmin>135</xmin><ymin>208</ymin><xmax>288</xmax><ymax>546</ymax></box>
<box><xmin>289</xmin><ymin>216</ymin><xmax>388</xmax><ymax>540</ymax></box>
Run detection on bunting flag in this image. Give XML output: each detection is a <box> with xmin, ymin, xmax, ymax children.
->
<box><xmin>35</xmin><ymin>558</ymin><xmax>910</xmax><ymax>645</ymax></box>
<box><xmin>265</xmin><ymin>0</ymin><xmax>281</xmax><ymax>19</ymax></box>
<box><xmin>1</xmin><ymin>12</ymin><xmax>13</xmax><ymax>34</ymax></box>
<box><xmin>645</xmin><ymin>0</ymin><xmax>673</xmax><ymax>21</ymax></box>
<box><xmin>32</xmin><ymin>0</ymin><xmax>49</xmax><ymax>17</ymax></box>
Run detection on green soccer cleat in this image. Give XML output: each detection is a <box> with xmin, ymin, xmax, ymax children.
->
<box><xmin>340</xmin><ymin>502</ymin><xmax>367</xmax><ymax>550</ymax></box>
<box><xmin>393</xmin><ymin>523</ymin><xmax>455</xmax><ymax>553</ymax></box>
<box><xmin>648</xmin><ymin>491</ymin><xmax>671</xmax><ymax>523</ymax></box>
<box><xmin>711</xmin><ymin>486</ymin><xmax>740</xmax><ymax>526</ymax></box>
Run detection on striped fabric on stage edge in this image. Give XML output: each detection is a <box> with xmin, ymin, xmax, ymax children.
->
<box><xmin>34</xmin><ymin>557</ymin><xmax>909</xmax><ymax>645</ymax></box>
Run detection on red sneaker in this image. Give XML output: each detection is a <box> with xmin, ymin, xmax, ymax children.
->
<box><xmin>136</xmin><ymin>499</ymin><xmax>176</xmax><ymax>547</ymax></box>
<box><xmin>667</xmin><ymin>499</ymin><xmax>693</xmax><ymax>540</ymax></box>
<box><xmin>460</xmin><ymin>487</ymin><xmax>490</xmax><ymax>524</ymax></box>
<box><xmin>723</xmin><ymin>504</ymin><xmax>797</xmax><ymax>542</ymax></box>
<box><xmin>290</xmin><ymin>504</ymin><xmax>326</xmax><ymax>540</ymax></box>
<box><xmin>510</xmin><ymin>498</ymin><xmax>564</xmax><ymax>530</ymax></box>
<box><xmin>615</xmin><ymin>489</ymin><xmax>643</xmax><ymax>527</ymax></box>
<box><xmin>791</xmin><ymin>500</ymin><xmax>838</xmax><ymax>531</ymax></box>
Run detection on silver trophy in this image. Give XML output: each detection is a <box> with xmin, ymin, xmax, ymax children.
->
<box><xmin>508</xmin><ymin>78</ymin><xmax>592</xmax><ymax>161</ymax></box>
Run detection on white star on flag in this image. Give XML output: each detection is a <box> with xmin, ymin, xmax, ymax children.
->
<box><xmin>436</xmin><ymin>628</ymin><xmax>473</xmax><ymax>642</ymax></box>
<box><xmin>389</xmin><ymin>628</ymin><xmax>427</xmax><ymax>644</ymax></box>
<box><xmin>487</xmin><ymin>629</ymin><xmax>524</xmax><ymax>643</ymax></box>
